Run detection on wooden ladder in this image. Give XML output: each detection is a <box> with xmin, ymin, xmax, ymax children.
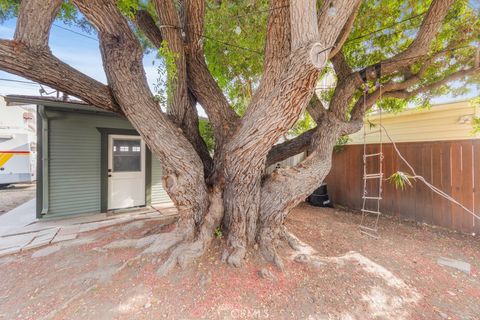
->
<box><xmin>359</xmin><ymin>82</ymin><xmax>383</xmax><ymax>239</ymax></box>
<box><xmin>360</xmin><ymin>149</ymin><xmax>383</xmax><ymax>238</ymax></box>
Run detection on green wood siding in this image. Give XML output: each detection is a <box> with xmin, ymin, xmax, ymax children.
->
<box><xmin>151</xmin><ymin>156</ymin><xmax>172</xmax><ymax>205</ymax></box>
<box><xmin>48</xmin><ymin>110</ymin><xmax>132</xmax><ymax>217</ymax></box>
<box><xmin>46</xmin><ymin>109</ymin><xmax>170</xmax><ymax>217</ymax></box>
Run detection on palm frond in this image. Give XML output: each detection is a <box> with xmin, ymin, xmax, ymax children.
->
<box><xmin>388</xmin><ymin>171</ymin><xmax>414</xmax><ymax>190</ymax></box>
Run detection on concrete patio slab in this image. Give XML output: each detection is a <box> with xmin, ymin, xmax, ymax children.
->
<box><xmin>0</xmin><ymin>204</ymin><xmax>178</xmax><ymax>257</ymax></box>
<box><xmin>21</xmin><ymin>228</ymin><xmax>59</xmax><ymax>251</ymax></box>
<box><xmin>0</xmin><ymin>233</ymin><xmax>35</xmax><ymax>250</ymax></box>
<box><xmin>51</xmin><ymin>233</ymin><xmax>77</xmax><ymax>243</ymax></box>
<box><xmin>0</xmin><ymin>246</ymin><xmax>21</xmax><ymax>257</ymax></box>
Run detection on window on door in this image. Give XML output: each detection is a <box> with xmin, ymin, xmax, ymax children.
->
<box><xmin>112</xmin><ymin>139</ymin><xmax>141</xmax><ymax>172</ymax></box>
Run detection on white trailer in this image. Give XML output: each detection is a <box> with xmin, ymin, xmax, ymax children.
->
<box><xmin>0</xmin><ymin>97</ymin><xmax>36</xmax><ymax>187</ymax></box>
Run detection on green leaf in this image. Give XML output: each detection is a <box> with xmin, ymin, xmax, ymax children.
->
<box><xmin>388</xmin><ymin>171</ymin><xmax>414</xmax><ymax>190</ymax></box>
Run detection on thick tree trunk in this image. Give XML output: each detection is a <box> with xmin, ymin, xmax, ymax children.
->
<box><xmin>198</xmin><ymin>0</ymin><xmax>357</xmax><ymax>267</ymax></box>
<box><xmin>258</xmin><ymin>115</ymin><xmax>345</xmax><ymax>265</ymax></box>
<box><xmin>221</xmin><ymin>160</ymin><xmax>264</xmax><ymax>266</ymax></box>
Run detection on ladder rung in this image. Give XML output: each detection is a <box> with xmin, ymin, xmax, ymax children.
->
<box><xmin>362</xmin><ymin>196</ymin><xmax>382</xmax><ymax>200</ymax></box>
<box><xmin>363</xmin><ymin>173</ymin><xmax>383</xmax><ymax>179</ymax></box>
<box><xmin>359</xmin><ymin>225</ymin><xmax>378</xmax><ymax>232</ymax></box>
<box><xmin>365</xmin><ymin>129</ymin><xmax>382</xmax><ymax>135</ymax></box>
<box><xmin>360</xmin><ymin>229</ymin><xmax>380</xmax><ymax>239</ymax></box>
<box><xmin>361</xmin><ymin>209</ymin><xmax>382</xmax><ymax>215</ymax></box>
<box><xmin>363</xmin><ymin>152</ymin><xmax>382</xmax><ymax>158</ymax></box>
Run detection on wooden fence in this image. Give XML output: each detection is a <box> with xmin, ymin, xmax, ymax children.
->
<box><xmin>325</xmin><ymin>139</ymin><xmax>480</xmax><ymax>234</ymax></box>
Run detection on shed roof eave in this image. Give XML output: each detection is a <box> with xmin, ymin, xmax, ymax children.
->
<box><xmin>3</xmin><ymin>95</ymin><xmax>109</xmax><ymax>113</ymax></box>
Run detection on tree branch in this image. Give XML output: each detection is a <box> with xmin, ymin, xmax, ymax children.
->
<box><xmin>133</xmin><ymin>9</ymin><xmax>163</xmax><ymax>48</ymax></box>
<box><xmin>260</xmin><ymin>115</ymin><xmax>343</xmax><ymax>221</ymax></box>
<box><xmin>331</xmin><ymin>0</ymin><xmax>455</xmax><ymax>121</ymax></box>
<box><xmin>306</xmin><ymin>94</ymin><xmax>326</xmax><ymax>123</ymax></box>
<box><xmin>153</xmin><ymin>1</ymin><xmax>188</xmax><ymax>123</ymax></box>
<box><xmin>136</xmin><ymin>0</ymin><xmax>213</xmax><ymax>175</ymax></box>
<box><xmin>385</xmin><ymin>67</ymin><xmax>480</xmax><ymax>100</ymax></box>
<box><xmin>328</xmin><ymin>1</ymin><xmax>361</xmax><ymax>59</ymax></box>
<box><xmin>265</xmin><ymin>129</ymin><xmax>315</xmax><ymax>167</ymax></box>
<box><xmin>0</xmin><ymin>43</ymin><xmax>119</xmax><ymax>113</ymax></box>
<box><xmin>223</xmin><ymin>0</ymin><xmax>360</xmax><ymax>177</ymax></box>
<box><xmin>291</xmin><ymin>0</ymin><xmax>318</xmax><ymax>50</ymax></box>
<box><xmin>328</xmin><ymin>73</ymin><xmax>361</xmax><ymax>120</ymax></box>
<box><xmin>0</xmin><ymin>0</ymin><xmax>120</xmax><ymax>113</ymax></box>
<box><xmin>331</xmin><ymin>52</ymin><xmax>353</xmax><ymax>80</ymax></box>
<box><xmin>358</xmin><ymin>0</ymin><xmax>455</xmax><ymax>80</ymax></box>
<box><xmin>184</xmin><ymin>0</ymin><xmax>239</xmax><ymax>144</ymax></box>
<box><xmin>254</xmin><ymin>0</ymin><xmax>291</xmax><ymax>98</ymax></box>
<box><xmin>349</xmin><ymin>65</ymin><xmax>479</xmax><ymax>122</ymax></box>
<box><xmin>14</xmin><ymin>0</ymin><xmax>62</xmax><ymax>50</ymax></box>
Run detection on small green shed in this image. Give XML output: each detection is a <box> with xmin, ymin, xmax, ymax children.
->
<box><xmin>5</xmin><ymin>95</ymin><xmax>172</xmax><ymax>219</ymax></box>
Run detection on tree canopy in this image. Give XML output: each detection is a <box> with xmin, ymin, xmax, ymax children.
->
<box><xmin>2</xmin><ymin>0</ymin><xmax>477</xmax><ymax>118</ymax></box>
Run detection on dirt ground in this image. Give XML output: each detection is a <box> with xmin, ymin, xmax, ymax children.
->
<box><xmin>0</xmin><ymin>204</ymin><xmax>478</xmax><ymax>320</ymax></box>
<box><xmin>0</xmin><ymin>183</ymin><xmax>36</xmax><ymax>215</ymax></box>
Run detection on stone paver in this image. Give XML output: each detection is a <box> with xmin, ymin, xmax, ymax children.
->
<box><xmin>51</xmin><ymin>233</ymin><xmax>77</xmax><ymax>243</ymax></box>
<box><xmin>437</xmin><ymin>256</ymin><xmax>472</xmax><ymax>274</ymax></box>
<box><xmin>0</xmin><ymin>246</ymin><xmax>21</xmax><ymax>257</ymax></box>
<box><xmin>56</xmin><ymin>225</ymin><xmax>80</xmax><ymax>236</ymax></box>
<box><xmin>0</xmin><ymin>233</ymin><xmax>35</xmax><ymax>251</ymax></box>
<box><xmin>0</xmin><ymin>205</ymin><xmax>178</xmax><ymax>257</ymax></box>
<box><xmin>21</xmin><ymin>228</ymin><xmax>59</xmax><ymax>251</ymax></box>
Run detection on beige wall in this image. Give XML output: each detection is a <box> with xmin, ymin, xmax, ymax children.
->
<box><xmin>348</xmin><ymin>100</ymin><xmax>480</xmax><ymax>145</ymax></box>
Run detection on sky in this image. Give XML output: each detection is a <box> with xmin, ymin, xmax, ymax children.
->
<box><xmin>0</xmin><ymin>19</ymin><xmax>159</xmax><ymax>97</ymax></box>
<box><xmin>0</xmin><ymin>14</ymin><xmax>478</xmax><ymax>105</ymax></box>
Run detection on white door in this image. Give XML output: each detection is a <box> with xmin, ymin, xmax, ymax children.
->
<box><xmin>108</xmin><ymin>134</ymin><xmax>146</xmax><ymax>210</ymax></box>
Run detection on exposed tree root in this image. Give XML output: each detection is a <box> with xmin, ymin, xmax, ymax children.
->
<box><xmin>142</xmin><ymin>228</ymin><xmax>190</xmax><ymax>254</ymax></box>
<box><xmin>258</xmin><ymin>237</ymin><xmax>284</xmax><ymax>270</ymax></box>
<box><xmin>279</xmin><ymin>226</ymin><xmax>308</xmax><ymax>252</ymax></box>
<box><xmin>257</xmin><ymin>222</ymin><xmax>286</xmax><ymax>270</ymax></box>
<box><xmin>157</xmin><ymin>238</ymin><xmax>206</xmax><ymax>276</ymax></box>
<box><xmin>258</xmin><ymin>225</ymin><xmax>319</xmax><ymax>270</ymax></box>
<box><xmin>223</xmin><ymin>245</ymin><xmax>247</xmax><ymax>267</ymax></box>
<box><xmin>156</xmin><ymin>186</ymin><xmax>224</xmax><ymax>276</ymax></box>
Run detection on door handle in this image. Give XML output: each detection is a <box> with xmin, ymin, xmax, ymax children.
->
<box><xmin>108</xmin><ymin>169</ymin><xmax>112</xmax><ymax>172</ymax></box>
<box><xmin>108</xmin><ymin>174</ymin><xmax>112</xmax><ymax>177</ymax></box>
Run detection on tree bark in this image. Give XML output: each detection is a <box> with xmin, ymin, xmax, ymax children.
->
<box><xmin>153</xmin><ymin>0</ymin><xmax>213</xmax><ymax>175</ymax></box>
<box><xmin>14</xmin><ymin>0</ymin><xmax>62</xmax><ymax>50</ymax></box>
<box><xmin>258</xmin><ymin>115</ymin><xmax>347</xmax><ymax>265</ymax></box>
<box><xmin>219</xmin><ymin>0</ymin><xmax>360</xmax><ymax>265</ymax></box>
<box><xmin>0</xmin><ymin>40</ymin><xmax>119</xmax><ymax>113</ymax></box>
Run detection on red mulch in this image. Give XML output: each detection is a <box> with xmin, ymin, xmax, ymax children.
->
<box><xmin>0</xmin><ymin>204</ymin><xmax>478</xmax><ymax>319</ymax></box>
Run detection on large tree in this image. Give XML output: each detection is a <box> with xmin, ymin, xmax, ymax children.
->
<box><xmin>0</xmin><ymin>0</ymin><xmax>478</xmax><ymax>273</ymax></box>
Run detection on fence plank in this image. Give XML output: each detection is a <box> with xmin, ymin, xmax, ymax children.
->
<box><xmin>431</xmin><ymin>143</ymin><xmax>445</xmax><ymax>228</ymax></box>
<box><xmin>450</xmin><ymin>143</ymin><xmax>464</xmax><ymax>232</ymax></box>
<box><xmin>328</xmin><ymin>139</ymin><xmax>478</xmax><ymax>234</ymax></box>
<box><xmin>460</xmin><ymin>141</ymin><xmax>474</xmax><ymax>233</ymax></box>
<box><xmin>474</xmin><ymin>140</ymin><xmax>480</xmax><ymax>234</ymax></box>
